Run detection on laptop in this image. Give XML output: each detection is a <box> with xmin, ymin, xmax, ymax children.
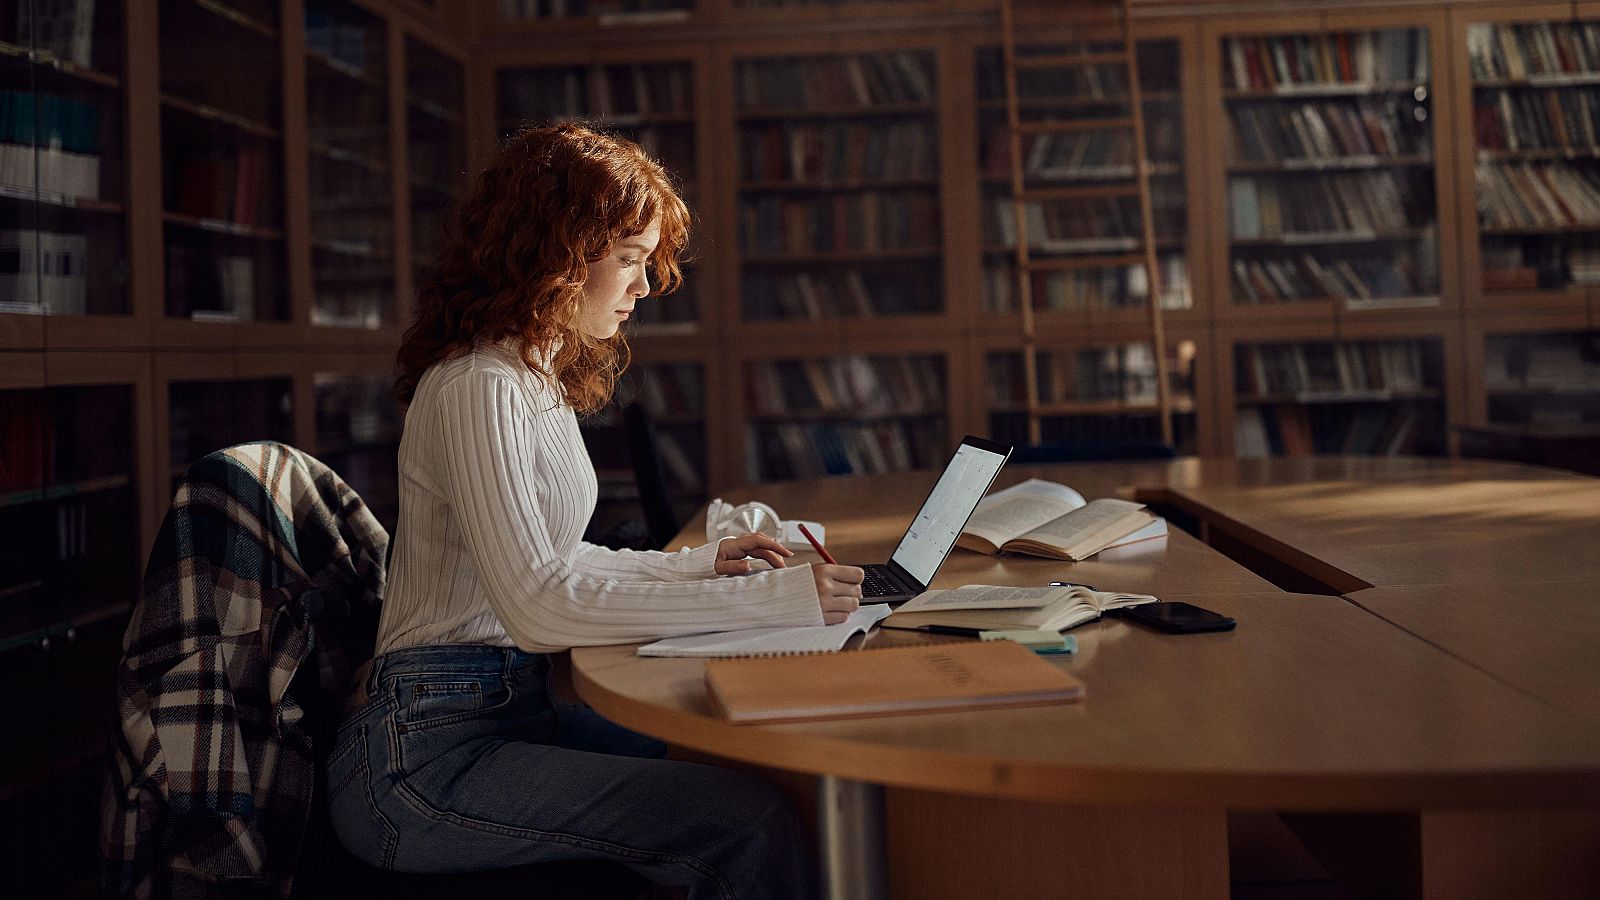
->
<box><xmin>850</xmin><ymin>435</ymin><xmax>1012</xmax><ymax>604</ymax></box>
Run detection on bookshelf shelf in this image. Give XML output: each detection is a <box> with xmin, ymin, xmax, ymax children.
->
<box><xmin>977</xmin><ymin>92</ymin><xmax>1179</xmax><ymax>111</ymax></box>
<box><xmin>1232</xmin><ymin>229</ymin><xmax>1434</xmax><ymax>247</ymax></box>
<box><xmin>307</xmin><ymin>140</ymin><xmax>390</xmax><ymax>175</ymax></box>
<box><xmin>306</xmin><ymin>47</ymin><xmax>384</xmax><ymax>89</ymax></box>
<box><xmin>735</xmin><ymin>102</ymin><xmax>935</xmax><ymax>121</ymax></box>
<box><xmin>0</xmin><ymin>41</ymin><xmax>120</xmax><ymax>88</ymax></box>
<box><xmin>1223</xmin><ymin>81</ymin><xmax>1428</xmax><ymax>100</ymax></box>
<box><xmin>187</xmin><ymin>0</ymin><xmax>279</xmax><ymax>39</ymax></box>
<box><xmin>163</xmin><ymin>211</ymin><xmax>284</xmax><ymax>241</ymax></box>
<box><xmin>1227</xmin><ymin>155</ymin><xmax>1434</xmax><ymax>174</ymax></box>
<box><xmin>0</xmin><ymin>185</ymin><xmax>122</xmax><ymax>215</ymax></box>
<box><xmin>1477</xmin><ymin>148</ymin><xmax>1600</xmax><ymax>162</ymax></box>
<box><xmin>1237</xmin><ymin>389</ymin><xmax>1442</xmax><ymax>405</ymax></box>
<box><xmin>160</xmin><ymin>93</ymin><xmax>282</xmax><ymax>140</ymax></box>
<box><xmin>0</xmin><ymin>474</ymin><xmax>131</xmax><ymax>511</ymax></box>
<box><xmin>743</xmin><ymin>248</ymin><xmax>940</xmax><ymax>265</ymax></box>
<box><xmin>738</xmin><ymin>178</ymin><xmax>940</xmax><ymax>192</ymax></box>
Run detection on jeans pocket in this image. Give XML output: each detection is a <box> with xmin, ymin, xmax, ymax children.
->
<box><xmin>395</xmin><ymin>675</ymin><xmax>514</xmax><ymax>732</ymax></box>
<box><xmin>326</xmin><ymin>723</ymin><xmax>398</xmax><ymax>869</ymax></box>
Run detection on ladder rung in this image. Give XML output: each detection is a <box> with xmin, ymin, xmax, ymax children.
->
<box><xmin>1018</xmin><ymin>185</ymin><xmax>1140</xmax><ymax>203</ymax></box>
<box><xmin>1014</xmin><ymin>117</ymin><xmax>1134</xmax><ymax>135</ymax></box>
<box><xmin>1014</xmin><ymin>51</ymin><xmax>1130</xmax><ymax>70</ymax></box>
<box><xmin>1020</xmin><ymin>253</ymin><xmax>1146</xmax><ymax>272</ymax></box>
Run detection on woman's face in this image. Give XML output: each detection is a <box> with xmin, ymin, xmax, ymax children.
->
<box><xmin>574</xmin><ymin>221</ymin><xmax>661</xmax><ymax>340</ymax></box>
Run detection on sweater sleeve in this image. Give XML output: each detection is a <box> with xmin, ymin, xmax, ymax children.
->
<box><xmin>434</xmin><ymin>371</ymin><xmax>823</xmax><ymax>649</ymax></box>
<box><xmin>568</xmin><ymin>538</ymin><xmax>733</xmax><ymax>583</ymax></box>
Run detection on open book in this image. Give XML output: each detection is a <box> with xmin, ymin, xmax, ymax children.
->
<box><xmin>636</xmin><ymin>604</ymin><xmax>891</xmax><ymax>658</ymax></box>
<box><xmin>955</xmin><ymin>478</ymin><xmax>1167</xmax><ymax>561</ymax></box>
<box><xmin>882</xmin><ymin>584</ymin><xmax>1158</xmax><ymax>633</ymax></box>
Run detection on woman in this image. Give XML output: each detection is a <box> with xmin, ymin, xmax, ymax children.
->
<box><xmin>326</xmin><ymin>122</ymin><xmax>864</xmax><ymax>899</ymax></box>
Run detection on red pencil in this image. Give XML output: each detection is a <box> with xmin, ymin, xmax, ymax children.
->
<box><xmin>795</xmin><ymin>522</ymin><xmax>836</xmax><ymax>564</ymax></box>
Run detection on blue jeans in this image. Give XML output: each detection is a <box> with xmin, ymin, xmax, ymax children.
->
<box><xmin>326</xmin><ymin>643</ymin><xmax>814</xmax><ymax>900</ymax></box>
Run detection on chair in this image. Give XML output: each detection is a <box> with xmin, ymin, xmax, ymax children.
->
<box><xmin>1008</xmin><ymin>440</ymin><xmax>1178</xmax><ymax>465</ymax></box>
<box><xmin>102</xmin><ymin>442</ymin><xmax>648</xmax><ymax>900</ymax></box>
<box><xmin>623</xmin><ymin>402</ymin><xmax>683</xmax><ymax>550</ymax></box>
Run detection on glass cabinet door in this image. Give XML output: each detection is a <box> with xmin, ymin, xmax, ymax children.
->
<box><xmin>305</xmin><ymin>0</ymin><xmax>394</xmax><ymax>328</ymax></box>
<box><xmin>1</xmin><ymin>1</ymin><xmax>129</xmax><ymax>317</ymax></box>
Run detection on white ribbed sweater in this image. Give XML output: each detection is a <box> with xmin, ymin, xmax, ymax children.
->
<box><xmin>376</xmin><ymin>343</ymin><xmax>824</xmax><ymax>655</ymax></box>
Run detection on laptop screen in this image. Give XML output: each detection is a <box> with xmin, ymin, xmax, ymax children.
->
<box><xmin>888</xmin><ymin>438</ymin><xmax>1011</xmax><ymax>586</ymax></box>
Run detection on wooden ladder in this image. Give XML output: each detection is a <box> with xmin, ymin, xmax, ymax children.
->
<box><xmin>998</xmin><ymin>0</ymin><xmax>1174</xmax><ymax>446</ymax></box>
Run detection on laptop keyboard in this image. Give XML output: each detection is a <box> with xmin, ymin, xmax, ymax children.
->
<box><xmin>861</xmin><ymin>567</ymin><xmax>902</xmax><ymax>597</ymax></box>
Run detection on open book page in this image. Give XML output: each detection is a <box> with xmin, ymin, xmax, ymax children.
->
<box><xmin>884</xmin><ymin>585</ymin><xmax>1158</xmax><ymax>633</ymax></box>
<box><xmin>636</xmin><ymin>604</ymin><xmax>891</xmax><ymax>658</ymax></box>
<box><xmin>1009</xmin><ymin>499</ymin><xmax>1155</xmax><ymax>560</ymax></box>
<box><xmin>894</xmin><ymin>585</ymin><xmax>1071</xmax><ymax>611</ymax></box>
<box><xmin>956</xmin><ymin>480</ymin><xmax>1085</xmax><ymax>553</ymax></box>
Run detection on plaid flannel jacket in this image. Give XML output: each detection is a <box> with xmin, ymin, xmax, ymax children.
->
<box><xmin>100</xmin><ymin>442</ymin><xmax>388</xmax><ymax>899</ymax></box>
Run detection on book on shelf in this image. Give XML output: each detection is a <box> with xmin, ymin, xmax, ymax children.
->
<box><xmin>164</xmin><ymin>245</ymin><xmax>256</xmax><ymax>320</ymax></box>
<box><xmin>1224</xmin><ymin>31</ymin><xmax>1428</xmax><ymax>92</ymax></box>
<box><xmin>19</xmin><ymin>0</ymin><xmax>96</xmax><ymax>68</ymax></box>
<box><xmin>704</xmin><ymin>638</ymin><xmax>1085</xmax><ymax>724</ymax></box>
<box><xmin>741</xmin><ymin>191</ymin><xmax>939</xmax><ymax>256</ymax></box>
<box><xmin>736</xmin><ymin>52</ymin><xmax>935</xmax><ymax>111</ymax></box>
<box><xmin>745</xmin><ymin>356</ymin><xmax>942</xmax><ymax>416</ymax></box>
<box><xmin>0</xmin><ymin>391</ymin><xmax>54</xmax><ymax>493</ymax></box>
<box><xmin>1236</xmin><ymin>341</ymin><xmax>1428</xmax><ymax>398</ymax></box>
<box><xmin>747</xmin><ymin>418</ymin><xmax>944</xmax><ymax>482</ymax></box>
<box><xmin>1235</xmin><ymin>403</ymin><xmax>1425</xmax><ymax>456</ymax></box>
<box><xmin>1467</xmin><ymin>22</ymin><xmax>1600</xmax><ymax>83</ymax></box>
<box><xmin>741</xmin><ymin>121</ymin><xmax>935</xmax><ymax>183</ymax></box>
<box><xmin>953</xmin><ymin>478</ymin><xmax>1165</xmax><ymax>562</ymax></box>
<box><xmin>0</xmin><ymin>230</ymin><xmax>87</xmax><ymax>314</ymax></box>
<box><xmin>0</xmin><ymin>90</ymin><xmax>100</xmax><ymax>201</ymax></box>
<box><xmin>983</xmin><ymin>256</ymin><xmax>1190</xmax><ymax>313</ymax></box>
<box><xmin>172</xmin><ymin>149</ymin><xmax>265</xmax><ymax>226</ymax></box>
<box><xmin>1473</xmin><ymin>87</ymin><xmax>1600</xmax><ymax>152</ymax></box>
<box><xmin>1228</xmin><ymin>97</ymin><xmax>1428</xmax><ymax>163</ymax></box>
<box><xmin>500</xmin><ymin>63</ymin><xmax>692</xmax><ymax>121</ymax></box>
<box><xmin>1476</xmin><ymin>160</ymin><xmax>1600</xmax><ymax>229</ymax></box>
<box><xmin>1228</xmin><ymin>171</ymin><xmax>1419</xmax><ymax>239</ymax></box>
<box><xmin>883</xmin><ymin>583</ymin><xmax>1158</xmax><ymax>634</ymax></box>
<box><xmin>637</xmin><ymin>603</ymin><xmax>891</xmax><ymax>658</ymax></box>
<box><xmin>1229</xmin><ymin>248</ymin><xmax>1435</xmax><ymax>304</ymax></box>
<box><xmin>742</xmin><ymin>269</ymin><xmax>939</xmax><ymax>320</ymax></box>
<box><xmin>989</xmin><ymin>196</ymin><xmax>1175</xmax><ymax>253</ymax></box>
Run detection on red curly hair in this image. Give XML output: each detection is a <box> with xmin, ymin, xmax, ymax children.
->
<box><xmin>396</xmin><ymin>122</ymin><xmax>690</xmax><ymax>413</ymax></box>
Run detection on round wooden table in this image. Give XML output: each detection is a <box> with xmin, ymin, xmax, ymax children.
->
<box><xmin>572</xmin><ymin>461</ymin><xmax>1600</xmax><ymax>899</ymax></box>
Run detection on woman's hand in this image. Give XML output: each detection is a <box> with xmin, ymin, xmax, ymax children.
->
<box><xmin>812</xmin><ymin>565</ymin><xmax>864</xmax><ymax>625</ymax></box>
<box><xmin>714</xmin><ymin>533</ymin><xmax>794</xmax><ymax>576</ymax></box>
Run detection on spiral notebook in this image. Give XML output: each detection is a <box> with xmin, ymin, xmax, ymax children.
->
<box><xmin>636</xmin><ymin>604</ymin><xmax>893</xmax><ymax>658</ymax></box>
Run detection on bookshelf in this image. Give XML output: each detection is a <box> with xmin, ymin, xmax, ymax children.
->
<box><xmin>496</xmin><ymin>52</ymin><xmax>704</xmax><ymax>332</ymax></box>
<box><xmin>305</xmin><ymin>0</ymin><xmax>396</xmax><ymax>328</ymax></box>
<box><xmin>732</xmin><ymin>46</ymin><xmax>944</xmax><ymax>333</ymax></box>
<box><xmin>311</xmin><ymin>359</ymin><xmax>403</xmax><ymax>531</ymax></box>
<box><xmin>160</xmin><ymin>0</ymin><xmax>290</xmax><ymax>326</ymax></box>
<box><xmin>0</xmin><ymin>0</ymin><xmax>128</xmax><ymax>332</ymax></box>
<box><xmin>974</xmin><ymin>36</ymin><xmax>1193</xmax><ymax>322</ymax></box>
<box><xmin>740</xmin><ymin>344</ymin><xmax>951</xmax><ymax>481</ymax></box>
<box><xmin>1211</xmin><ymin>21</ymin><xmax>1446</xmax><ymax>323</ymax></box>
<box><xmin>405</xmin><ymin>34</ymin><xmax>466</xmax><ymax>287</ymax></box>
<box><xmin>0</xmin><ymin>3</ymin><xmax>469</xmax><ymax>893</ymax></box>
<box><xmin>1453</xmin><ymin>8</ymin><xmax>1600</xmax><ymax>314</ymax></box>
<box><xmin>984</xmin><ymin>332</ymin><xmax>1205</xmax><ymax>453</ymax></box>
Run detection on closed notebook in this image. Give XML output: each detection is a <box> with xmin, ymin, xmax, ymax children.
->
<box><xmin>704</xmin><ymin>639</ymin><xmax>1086</xmax><ymax>725</ymax></box>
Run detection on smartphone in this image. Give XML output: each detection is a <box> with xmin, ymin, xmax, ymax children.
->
<box><xmin>1112</xmin><ymin>601</ymin><xmax>1236</xmax><ymax>634</ymax></box>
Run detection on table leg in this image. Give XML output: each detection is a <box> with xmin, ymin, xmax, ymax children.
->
<box><xmin>818</xmin><ymin>775</ymin><xmax>887</xmax><ymax>900</ymax></box>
